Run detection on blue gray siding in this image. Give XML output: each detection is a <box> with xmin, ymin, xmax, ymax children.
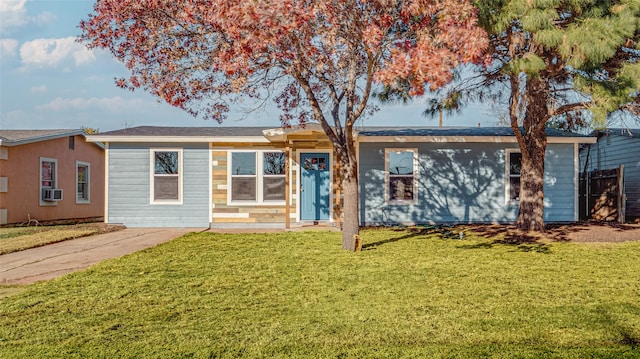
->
<box><xmin>107</xmin><ymin>143</ymin><xmax>210</xmax><ymax>227</ymax></box>
<box><xmin>359</xmin><ymin>142</ymin><xmax>576</xmax><ymax>225</ymax></box>
<box><xmin>580</xmin><ymin>132</ymin><xmax>640</xmax><ymax>219</ymax></box>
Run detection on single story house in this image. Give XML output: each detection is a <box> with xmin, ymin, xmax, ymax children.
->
<box><xmin>580</xmin><ymin>128</ymin><xmax>640</xmax><ymax>222</ymax></box>
<box><xmin>87</xmin><ymin>125</ymin><xmax>596</xmax><ymax>228</ymax></box>
<box><xmin>0</xmin><ymin>129</ymin><xmax>105</xmax><ymax>225</ymax></box>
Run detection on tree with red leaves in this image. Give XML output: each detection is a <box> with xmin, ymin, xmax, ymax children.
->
<box><xmin>80</xmin><ymin>0</ymin><xmax>488</xmax><ymax>250</ymax></box>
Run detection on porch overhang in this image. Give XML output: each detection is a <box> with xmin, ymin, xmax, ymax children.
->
<box><xmin>262</xmin><ymin>124</ymin><xmax>330</xmax><ymax>143</ymax></box>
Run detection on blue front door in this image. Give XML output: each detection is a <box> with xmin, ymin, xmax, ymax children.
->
<box><xmin>300</xmin><ymin>152</ymin><xmax>330</xmax><ymax>221</ymax></box>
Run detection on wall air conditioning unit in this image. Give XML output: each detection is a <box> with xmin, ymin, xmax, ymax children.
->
<box><xmin>42</xmin><ymin>188</ymin><xmax>63</xmax><ymax>201</ymax></box>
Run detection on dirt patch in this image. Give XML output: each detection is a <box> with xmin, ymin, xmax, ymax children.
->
<box><xmin>467</xmin><ymin>222</ymin><xmax>640</xmax><ymax>243</ymax></box>
<box><xmin>545</xmin><ymin>222</ymin><xmax>640</xmax><ymax>243</ymax></box>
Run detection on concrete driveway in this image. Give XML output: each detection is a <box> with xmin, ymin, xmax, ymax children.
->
<box><xmin>0</xmin><ymin>227</ymin><xmax>204</xmax><ymax>285</ymax></box>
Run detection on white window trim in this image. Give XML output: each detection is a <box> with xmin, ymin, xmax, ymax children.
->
<box><xmin>228</xmin><ymin>150</ymin><xmax>287</xmax><ymax>206</ymax></box>
<box><xmin>39</xmin><ymin>157</ymin><xmax>58</xmax><ymax>206</ymax></box>
<box><xmin>76</xmin><ymin>161</ymin><xmax>90</xmax><ymax>204</ymax></box>
<box><xmin>385</xmin><ymin>148</ymin><xmax>419</xmax><ymax>205</ymax></box>
<box><xmin>505</xmin><ymin>148</ymin><xmax>521</xmax><ymax>204</ymax></box>
<box><xmin>150</xmin><ymin>148</ymin><xmax>183</xmax><ymax>205</ymax></box>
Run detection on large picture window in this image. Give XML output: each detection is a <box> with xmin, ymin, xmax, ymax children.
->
<box><xmin>385</xmin><ymin>149</ymin><xmax>418</xmax><ymax>204</ymax></box>
<box><xmin>506</xmin><ymin>149</ymin><xmax>521</xmax><ymax>202</ymax></box>
<box><xmin>76</xmin><ymin>161</ymin><xmax>90</xmax><ymax>203</ymax></box>
<box><xmin>151</xmin><ymin>149</ymin><xmax>182</xmax><ymax>204</ymax></box>
<box><xmin>230</xmin><ymin>151</ymin><xmax>286</xmax><ymax>203</ymax></box>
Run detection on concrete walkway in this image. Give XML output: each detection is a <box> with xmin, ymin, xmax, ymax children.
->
<box><xmin>0</xmin><ymin>228</ymin><xmax>203</xmax><ymax>285</ymax></box>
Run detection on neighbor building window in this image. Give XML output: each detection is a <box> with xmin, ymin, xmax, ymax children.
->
<box><xmin>150</xmin><ymin>149</ymin><xmax>182</xmax><ymax>204</ymax></box>
<box><xmin>385</xmin><ymin>148</ymin><xmax>418</xmax><ymax>204</ymax></box>
<box><xmin>76</xmin><ymin>161</ymin><xmax>90</xmax><ymax>203</ymax></box>
<box><xmin>229</xmin><ymin>150</ymin><xmax>287</xmax><ymax>204</ymax></box>
<box><xmin>506</xmin><ymin>149</ymin><xmax>521</xmax><ymax>202</ymax></box>
<box><xmin>40</xmin><ymin>157</ymin><xmax>58</xmax><ymax>204</ymax></box>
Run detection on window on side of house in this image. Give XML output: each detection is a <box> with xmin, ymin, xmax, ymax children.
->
<box><xmin>262</xmin><ymin>152</ymin><xmax>286</xmax><ymax>201</ymax></box>
<box><xmin>76</xmin><ymin>161</ymin><xmax>90</xmax><ymax>203</ymax></box>
<box><xmin>385</xmin><ymin>148</ymin><xmax>418</xmax><ymax>204</ymax></box>
<box><xmin>40</xmin><ymin>157</ymin><xmax>57</xmax><ymax>204</ymax></box>
<box><xmin>231</xmin><ymin>152</ymin><xmax>257</xmax><ymax>201</ymax></box>
<box><xmin>151</xmin><ymin>149</ymin><xmax>182</xmax><ymax>204</ymax></box>
<box><xmin>506</xmin><ymin>149</ymin><xmax>521</xmax><ymax>202</ymax></box>
<box><xmin>229</xmin><ymin>150</ymin><xmax>287</xmax><ymax>204</ymax></box>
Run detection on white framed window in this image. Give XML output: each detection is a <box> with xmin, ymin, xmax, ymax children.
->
<box><xmin>150</xmin><ymin>149</ymin><xmax>183</xmax><ymax>204</ymax></box>
<box><xmin>505</xmin><ymin>149</ymin><xmax>521</xmax><ymax>203</ymax></box>
<box><xmin>385</xmin><ymin>148</ymin><xmax>418</xmax><ymax>205</ymax></box>
<box><xmin>76</xmin><ymin>161</ymin><xmax>90</xmax><ymax>204</ymax></box>
<box><xmin>40</xmin><ymin>157</ymin><xmax>58</xmax><ymax>205</ymax></box>
<box><xmin>262</xmin><ymin>151</ymin><xmax>286</xmax><ymax>201</ymax></box>
<box><xmin>229</xmin><ymin>150</ymin><xmax>286</xmax><ymax>204</ymax></box>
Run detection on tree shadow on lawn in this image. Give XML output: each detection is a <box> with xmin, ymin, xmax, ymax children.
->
<box><xmin>468</xmin><ymin>221</ymin><xmax>640</xmax><ymax>244</ymax></box>
<box><xmin>360</xmin><ymin>225</ymin><xmax>524</xmax><ymax>251</ymax></box>
<box><xmin>362</xmin><ymin>225</ymin><xmax>552</xmax><ymax>253</ymax></box>
<box><xmin>362</xmin><ymin>225</ymin><xmax>474</xmax><ymax>250</ymax></box>
<box><xmin>361</xmin><ymin>226</ymin><xmax>431</xmax><ymax>250</ymax></box>
<box><xmin>362</xmin><ymin>221</ymin><xmax>640</xmax><ymax>252</ymax></box>
<box><xmin>592</xmin><ymin>303</ymin><xmax>640</xmax><ymax>348</ymax></box>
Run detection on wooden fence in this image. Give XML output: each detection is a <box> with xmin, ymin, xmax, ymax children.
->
<box><xmin>579</xmin><ymin>165</ymin><xmax>625</xmax><ymax>223</ymax></box>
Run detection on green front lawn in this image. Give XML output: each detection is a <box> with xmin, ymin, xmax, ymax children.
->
<box><xmin>1</xmin><ymin>229</ymin><xmax>639</xmax><ymax>358</ymax></box>
<box><xmin>0</xmin><ymin>223</ymin><xmax>124</xmax><ymax>255</ymax></box>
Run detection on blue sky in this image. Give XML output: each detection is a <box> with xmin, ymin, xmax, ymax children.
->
<box><xmin>0</xmin><ymin>0</ymin><xmax>498</xmax><ymax>132</ymax></box>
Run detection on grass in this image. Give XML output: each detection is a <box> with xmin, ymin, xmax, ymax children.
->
<box><xmin>0</xmin><ymin>228</ymin><xmax>639</xmax><ymax>358</ymax></box>
<box><xmin>0</xmin><ymin>223</ymin><xmax>123</xmax><ymax>255</ymax></box>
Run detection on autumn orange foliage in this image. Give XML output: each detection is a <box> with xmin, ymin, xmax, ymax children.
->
<box><xmin>81</xmin><ymin>0</ymin><xmax>487</xmax><ymax>122</ymax></box>
<box><xmin>80</xmin><ymin>0</ymin><xmax>488</xmax><ymax>249</ymax></box>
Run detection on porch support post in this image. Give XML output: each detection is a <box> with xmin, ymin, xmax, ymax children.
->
<box><xmin>285</xmin><ymin>143</ymin><xmax>291</xmax><ymax>229</ymax></box>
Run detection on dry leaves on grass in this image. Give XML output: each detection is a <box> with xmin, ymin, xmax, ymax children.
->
<box><xmin>467</xmin><ymin>222</ymin><xmax>640</xmax><ymax>243</ymax></box>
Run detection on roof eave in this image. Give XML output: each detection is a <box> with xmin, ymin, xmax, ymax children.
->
<box><xmin>0</xmin><ymin>129</ymin><xmax>86</xmax><ymax>147</ymax></box>
<box><xmin>86</xmin><ymin>135</ymin><xmax>271</xmax><ymax>143</ymax></box>
<box><xmin>357</xmin><ymin>135</ymin><xmax>597</xmax><ymax>144</ymax></box>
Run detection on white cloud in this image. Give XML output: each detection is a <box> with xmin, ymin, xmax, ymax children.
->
<box><xmin>31</xmin><ymin>85</ymin><xmax>47</xmax><ymax>93</ymax></box>
<box><xmin>0</xmin><ymin>38</ymin><xmax>18</xmax><ymax>58</ymax></box>
<box><xmin>0</xmin><ymin>0</ymin><xmax>56</xmax><ymax>34</ymax></box>
<box><xmin>37</xmin><ymin>96</ymin><xmax>145</xmax><ymax>112</ymax></box>
<box><xmin>19</xmin><ymin>37</ymin><xmax>95</xmax><ymax>69</ymax></box>
<box><xmin>0</xmin><ymin>0</ymin><xmax>28</xmax><ymax>33</ymax></box>
<box><xmin>31</xmin><ymin>11</ymin><xmax>56</xmax><ymax>27</ymax></box>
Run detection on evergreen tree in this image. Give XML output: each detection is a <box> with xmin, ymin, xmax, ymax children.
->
<box><xmin>444</xmin><ymin>0</ymin><xmax>639</xmax><ymax>232</ymax></box>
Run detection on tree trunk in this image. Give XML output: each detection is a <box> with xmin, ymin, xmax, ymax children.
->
<box><xmin>516</xmin><ymin>128</ymin><xmax>547</xmax><ymax>232</ymax></box>
<box><xmin>515</xmin><ymin>77</ymin><xmax>549</xmax><ymax>232</ymax></box>
<box><xmin>338</xmin><ymin>151</ymin><xmax>360</xmax><ymax>251</ymax></box>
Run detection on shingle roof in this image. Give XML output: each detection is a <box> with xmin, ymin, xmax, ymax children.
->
<box><xmin>95</xmin><ymin>125</ymin><xmax>595</xmax><ymax>138</ymax></box>
<box><xmin>357</xmin><ymin>127</ymin><xmax>594</xmax><ymax>137</ymax></box>
<box><xmin>97</xmin><ymin>126</ymin><xmax>271</xmax><ymax>137</ymax></box>
<box><xmin>595</xmin><ymin>128</ymin><xmax>640</xmax><ymax>138</ymax></box>
<box><xmin>0</xmin><ymin>129</ymin><xmax>84</xmax><ymax>145</ymax></box>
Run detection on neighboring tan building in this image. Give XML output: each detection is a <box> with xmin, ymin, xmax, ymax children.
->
<box><xmin>0</xmin><ymin>129</ymin><xmax>105</xmax><ymax>225</ymax></box>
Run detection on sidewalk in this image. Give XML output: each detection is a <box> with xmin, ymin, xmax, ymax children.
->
<box><xmin>0</xmin><ymin>227</ymin><xmax>203</xmax><ymax>285</ymax></box>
